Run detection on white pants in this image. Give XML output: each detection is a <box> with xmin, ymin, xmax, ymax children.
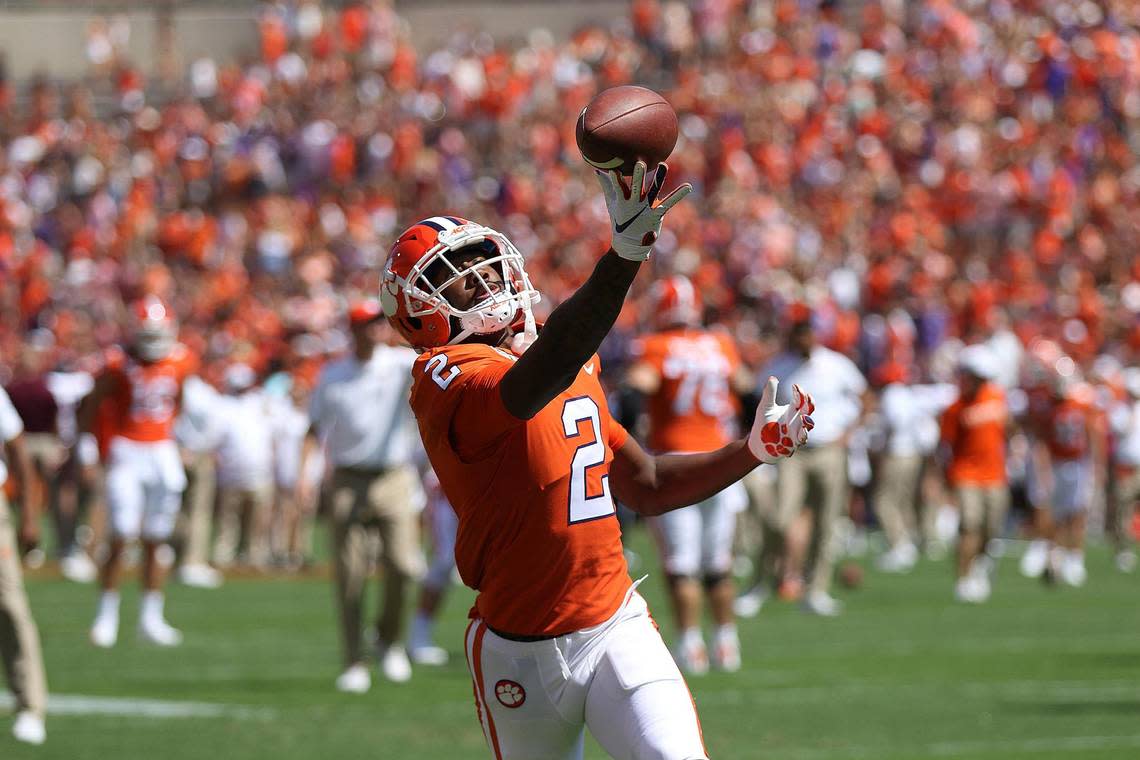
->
<box><xmin>1052</xmin><ymin>459</ymin><xmax>1093</xmax><ymax>518</ymax></box>
<box><xmin>423</xmin><ymin>494</ymin><xmax>458</xmax><ymax>591</ymax></box>
<box><xmin>105</xmin><ymin>437</ymin><xmax>187</xmax><ymax>540</ymax></box>
<box><xmin>651</xmin><ymin>483</ymin><xmax>745</xmax><ymax>577</ymax></box>
<box><xmin>465</xmin><ymin>587</ymin><xmax>707</xmax><ymax>760</ymax></box>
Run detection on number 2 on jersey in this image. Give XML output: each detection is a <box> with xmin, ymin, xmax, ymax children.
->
<box><xmin>561</xmin><ymin>397</ymin><xmax>616</xmax><ymax>524</ymax></box>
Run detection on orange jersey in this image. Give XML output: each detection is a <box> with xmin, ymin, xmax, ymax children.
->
<box><xmin>1045</xmin><ymin>397</ymin><xmax>1093</xmax><ymax>461</ymax></box>
<box><xmin>409</xmin><ymin>343</ymin><xmax>630</xmax><ymax>637</ymax></box>
<box><xmin>941</xmin><ymin>382</ymin><xmax>1008</xmax><ymax>486</ymax></box>
<box><xmin>630</xmin><ymin>328</ymin><xmax>742</xmax><ymax>453</ymax></box>
<box><xmin>102</xmin><ymin>344</ymin><xmax>196</xmax><ymax>443</ymax></box>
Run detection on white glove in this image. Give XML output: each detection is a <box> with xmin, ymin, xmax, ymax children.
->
<box><xmin>595</xmin><ymin>161</ymin><xmax>692</xmax><ymax>261</ymax></box>
<box><xmin>747</xmin><ymin>377</ymin><xmax>815</xmax><ymax>464</ymax></box>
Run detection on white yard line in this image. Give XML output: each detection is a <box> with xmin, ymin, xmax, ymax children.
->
<box><xmin>0</xmin><ymin>693</ymin><xmax>275</xmax><ymax>720</ymax></box>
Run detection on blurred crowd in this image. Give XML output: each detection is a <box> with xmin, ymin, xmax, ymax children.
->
<box><xmin>1</xmin><ymin>0</ymin><xmax>1139</xmax><ymax>572</ymax></box>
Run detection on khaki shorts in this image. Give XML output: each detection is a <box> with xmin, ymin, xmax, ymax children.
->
<box><xmin>956</xmin><ymin>484</ymin><xmax>1010</xmax><ymax>539</ymax></box>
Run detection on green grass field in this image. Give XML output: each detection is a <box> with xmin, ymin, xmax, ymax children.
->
<box><xmin>6</xmin><ymin>533</ymin><xmax>1140</xmax><ymax>759</ymax></box>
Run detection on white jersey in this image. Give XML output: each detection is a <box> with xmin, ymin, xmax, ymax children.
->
<box><xmin>46</xmin><ymin>370</ymin><xmax>94</xmax><ymax>446</ymax></box>
<box><xmin>174</xmin><ymin>375</ymin><xmax>225</xmax><ymax>454</ymax></box>
<box><xmin>214</xmin><ymin>390</ymin><xmax>275</xmax><ymax>489</ymax></box>
<box><xmin>271</xmin><ymin>396</ymin><xmax>310</xmax><ymax>488</ymax></box>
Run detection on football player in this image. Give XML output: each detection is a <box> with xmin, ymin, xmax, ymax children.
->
<box><xmin>380</xmin><ymin>162</ymin><xmax>814</xmax><ymax>759</ymax></box>
<box><xmin>624</xmin><ymin>275</ymin><xmax>752</xmax><ymax>674</ymax></box>
<box><xmin>1037</xmin><ymin>364</ymin><xmax>1102</xmax><ymax>586</ymax></box>
<box><xmin>77</xmin><ymin>297</ymin><xmax>196</xmax><ymax>647</ymax></box>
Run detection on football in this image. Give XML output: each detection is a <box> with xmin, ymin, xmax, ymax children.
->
<box><xmin>575</xmin><ymin>85</ymin><xmax>679</xmax><ymax>175</ymax></box>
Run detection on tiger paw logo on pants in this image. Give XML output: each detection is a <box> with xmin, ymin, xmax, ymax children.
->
<box><xmin>494</xmin><ymin>679</ymin><xmax>526</xmax><ymax>708</ymax></box>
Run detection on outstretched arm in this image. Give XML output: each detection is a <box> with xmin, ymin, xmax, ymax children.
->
<box><xmin>610</xmin><ymin>378</ymin><xmax>814</xmax><ymax>516</ymax></box>
<box><xmin>500</xmin><ymin>162</ymin><xmax>691</xmax><ymax>419</ymax></box>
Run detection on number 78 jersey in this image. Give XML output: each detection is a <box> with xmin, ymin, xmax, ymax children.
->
<box><xmin>631</xmin><ymin>328</ymin><xmax>742</xmax><ymax>454</ymax></box>
<box><xmin>408</xmin><ymin>343</ymin><xmax>632</xmax><ymax>637</ymax></box>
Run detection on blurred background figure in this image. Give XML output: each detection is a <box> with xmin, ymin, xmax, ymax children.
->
<box><xmin>301</xmin><ymin>301</ymin><xmax>424</xmax><ymax>693</ymax></box>
<box><xmin>940</xmin><ymin>346</ymin><xmax>1008</xmax><ymax>604</ymax></box>
<box><xmin>173</xmin><ymin>372</ymin><xmax>224</xmax><ymax>588</ymax></box>
<box><xmin>1110</xmin><ymin>369</ymin><xmax>1140</xmax><ymax>573</ymax></box>
<box><xmin>623</xmin><ymin>275</ymin><xmax>752</xmax><ymax>673</ymax></box>
<box><xmin>760</xmin><ymin>317</ymin><xmax>866</xmax><ymax>616</ymax></box>
<box><xmin>1036</xmin><ymin>363</ymin><xmax>1103</xmax><ymax>586</ymax></box>
<box><xmin>212</xmin><ymin>363</ymin><xmax>276</xmax><ymax>571</ymax></box>
<box><xmin>79</xmin><ymin>297</ymin><xmax>196</xmax><ymax>648</ymax></box>
<box><xmin>270</xmin><ymin>378</ymin><xmax>316</xmax><ymax>570</ymax></box>
<box><xmin>0</xmin><ymin>385</ymin><xmax>48</xmax><ymax>745</ymax></box>
<box><xmin>873</xmin><ymin>362</ymin><xmax>957</xmax><ymax>573</ymax></box>
<box><xmin>407</xmin><ymin>468</ymin><xmax>455</xmax><ymax>667</ymax></box>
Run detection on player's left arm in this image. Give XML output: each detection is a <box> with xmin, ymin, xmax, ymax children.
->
<box><xmin>611</xmin><ymin>377</ymin><xmax>813</xmax><ymax>516</ymax></box>
<box><xmin>499</xmin><ymin>162</ymin><xmax>690</xmax><ymax>420</ymax></box>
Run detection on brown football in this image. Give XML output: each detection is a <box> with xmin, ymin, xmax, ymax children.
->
<box><xmin>575</xmin><ymin>85</ymin><xmax>679</xmax><ymax>175</ymax></box>
<box><xmin>838</xmin><ymin>562</ymin><xmax>864</xmax><ymax>590</ymax></box>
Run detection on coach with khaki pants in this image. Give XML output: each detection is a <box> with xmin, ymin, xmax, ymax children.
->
<box><xmin>0</xmin><ymin>386</ymin><xmax>48</xmax><ymax>745</ymax></box>
<box><xmin>303</xmin><ymin>300</ymin><xmax>424</xmax><ymax>693</ymax></box>
<box><xmin>763</xmin><ymin>318</ymin><xmax>866</xmax><ymax>617</ymax></box>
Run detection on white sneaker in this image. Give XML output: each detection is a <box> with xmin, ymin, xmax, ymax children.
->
<box><xmin>1059</xmin><ymin>556</ymin><xmax>1088</xmax><ymax>587</ymax></box>
<box><xmin>711</xmin><ymin>630</ymin><xmax>741</xmax><ymax>673</ymax></box>
<box><xmin>409</xmin><ymin>644</ymin><xmax>449</xmax><ymax>666</ymax></box>
<box><xmin>335</xmin><ymin>663</ymin><xmax>372</xmax><ymax>693</ymax></box>
<box><xmin>1019</xmin><ymin>540</ymin><xmax>1049</xmax><ymax>578</ymax></box>
<box><xmin>60</xmin><ymin>552</ymin><xmax>97</xmax><ymax>583</ymax></box>
<box><xmin>90</xmin><ymin>614</ymin><xmax>119</xmax><ymax>648</ymax></box>
<box><xmin>801</xmin><ymin>591</ymin><xmax>843</xmax><ymax>617</ymax></box>
<box><xmin>954</xmin><ymin>576</ymin><xmax>990</xmax><ymax>603</ymax></box>
<box><xmin>138</xmin><ymin>617</ymin><xmax>183</xmax><ymax>647</ymax></box>
<box><xmin>378</xmin><ymin>642</ymin><xmax>412</xmax><ymax>683</ymax></box>
<box><xmin>1115</xmin><ymin>551</ymin><xmax>1136</xmax><ymax>573</ymax></box>
<box><xmin>876</xmin><ymin>542</ymin><xmax>918</xmax><ymax>573</ymax></box>
<box><xmin>12</xmin><ymin>711</ymin><xmax>45</xmax><ymax>745</ymax></box>
<box><xmin>178</xmin><ymin>563</ymin><xmax>224</xmax><ymax>589</ymax></box>
<box><xmin>674</xmin><ymin>636</ymin><xmax>709</xmax><ymax>676</ymax></box>
<box><xmin>733</xmin><ymin>585</ymin><xmax>769</xmax><ymax>618</ymax></box>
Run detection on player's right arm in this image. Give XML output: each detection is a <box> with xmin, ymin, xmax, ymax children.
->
<box><xmin>610</xmin><ymin>377</ymin><xmax>814</xmax><ymax>515</ymax></box>
<box><xmin>499</xmin><ymin>162</ymin><xmax>691</xmax><ymax>420</ymax></box>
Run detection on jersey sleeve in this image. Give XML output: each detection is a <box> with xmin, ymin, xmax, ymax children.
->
<box><xmin>0</xmin><ymin>387</ymin><xmax>24</xmax><ymax>443</ymax></box>
<box><xmin>410</xmin><ymin>344</ymin><xmax>522</xmax><ymax>462</ymax></box>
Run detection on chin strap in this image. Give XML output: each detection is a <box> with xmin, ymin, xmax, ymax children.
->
<box><xmin>510</xmin><ymin>305</ymin><xmax>538</xmax><ymax>355</ymax></box>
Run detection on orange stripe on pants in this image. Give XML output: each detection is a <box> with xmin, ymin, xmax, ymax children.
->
<box><xmin>466</xmin><ymin>621</ymin><xmax>503</xmax><ymax>760</ymax></box>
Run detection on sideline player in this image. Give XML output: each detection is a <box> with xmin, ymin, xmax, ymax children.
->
<box><xmin>1038</xmin><ymin>367</ymin><xmax>1102</xmax><ymax>586</ymax></box>
<box><xmin>77</xmin><ymin>297</ymin><xmax>196</xmax><ymax>647</ymax></box>
<box><xmin>624</xmin><ymin>275</ymin><xmax>751</xmax><ymax>674</ymax></box>
<box><xmin>381</xmin><ymin>162</ymin><xmax>814</xmax><ymax>759</ymax></box>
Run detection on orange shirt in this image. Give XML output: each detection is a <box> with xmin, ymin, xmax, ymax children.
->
<box><xmin>102</xmin><ymin>344</ymin><xmax>196</xmax><ymax>443</ymax></box>
<box><xmin>631</xmin><ymin>328</ymin><xmax>742</xmax><ymax>453</ymax></box>
<box><xmin>409</xmin><ymin>343</ymin><xmax>630</xmax><ymax>637</ymax></box>
<box><xmin>941</xmin><ymin>382</ymin><xmax>1007</xmax><ymax>486</ymax></box>
<box><xmin>1045</xmin><ymin>397</ymin><xmax>1092</xmax><ymax>462</ymax></box>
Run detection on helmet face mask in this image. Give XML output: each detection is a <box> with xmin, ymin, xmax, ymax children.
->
<box><xmin>382</xmin><ymin>218</ymin><xmax>540</xmax><ymax>350</ymax></box>
<box><xmin>131</xmin><ymin>297</ymin><xmax>176</xmax><ymax>362</ymax></box>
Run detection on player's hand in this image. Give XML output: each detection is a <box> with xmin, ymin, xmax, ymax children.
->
<box><xmin>595</xmin><ymin>160</ymin><xmax>692</xmax><ymax>261</ymax></box>
<box><xmin>748</xmin><ymin>377</ymin><xmax>815</xmax><ymax>465</ymax></box>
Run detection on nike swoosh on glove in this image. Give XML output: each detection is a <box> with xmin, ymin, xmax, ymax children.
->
<box><xmin>747</xmin><ymin>377</ymin><xmax>815</xmax><ymax>465</ymax></box>
<box><xmin>596</xmin><ymin>160</ymin><xmax>692</xmax><ymax>261</ymax></box>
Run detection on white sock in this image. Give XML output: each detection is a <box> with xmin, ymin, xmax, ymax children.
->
<box><xmin>410</xmin><ymin>611</ymin><xmax>433</xmax><ymax>648</ymax></box>
<box><xmin>714</xmin><ymin>624</ymin><xmax>738</xmax><ymax>644</ymax></box>
<box><xmin>1067</xmin><ymin>548</ymin><xmax>1085</xmax><ymax>565</ymax></box>
<box><xmin>680</xmin><ymin>627</ymin><xmax>704</xmax><ymax>649</ymax></box>
<box><xmin>97</xmin><ymin>591</ymin><xmax>120</xmax><ymax>620</ymax></box>
<box><xmin>140</xmin><ymin>591</ymin><xmax>165</xmax><ymax>623</ymax></box>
